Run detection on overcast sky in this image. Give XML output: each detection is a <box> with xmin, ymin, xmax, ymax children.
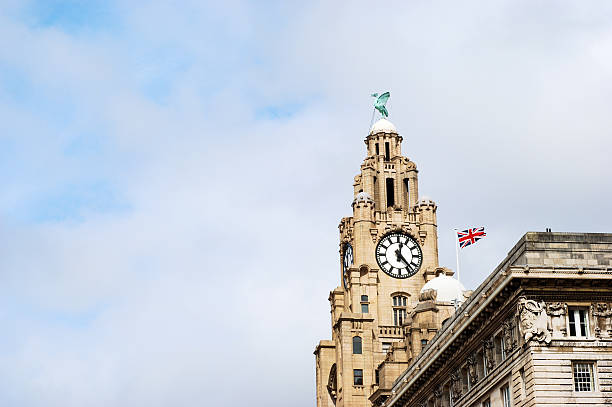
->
<box><xmin>1</xmin><ymin>1</ymin><xmax>612</xmax><ymax>406</ymax></box>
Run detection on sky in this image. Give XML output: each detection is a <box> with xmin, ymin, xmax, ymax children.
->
<box><xmin>1</xmin><ymin>1</ymin><xmax>612</xmax><ymax>406</ymax></box>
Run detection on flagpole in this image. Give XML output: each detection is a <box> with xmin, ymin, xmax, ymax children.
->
<box><xmin>454</xmin><ymin>228</ymin><xmax>461</xmax><ymax>284</ymax></box>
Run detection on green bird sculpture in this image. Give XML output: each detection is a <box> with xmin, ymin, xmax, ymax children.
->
<box><xmin>371</xmin><ymin>92</ymin><xmax>390</xmax><ymax>118</ymax></box>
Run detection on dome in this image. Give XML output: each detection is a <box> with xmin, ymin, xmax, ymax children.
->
<box><xmin>420</xmin><ymin>274</ymin><xmax>466</xmax><ymax>303</ymax></box>
<box><xmin>369</xmin><ymin>118</ymin><xmax>397</xmax><ymax>135</ymax></box>
<box><xmin>353</xmin><ymin>191</ymin><xmax>374</xmax><ymax>204</ymax></box>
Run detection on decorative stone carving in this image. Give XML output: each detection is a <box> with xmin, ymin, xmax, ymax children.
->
<box><xmin>433</xmin><ymin>387</ymin><xmax>442</xmax><ymax>407</ymax></box>
<box><xmin>547</xmin><ymin>302</ymin><xmax>567</xmax><ymax>338</ymax></box>
<box><xmin>502</xmin><ymin>319</ymin><xmax>516</xmax><ymax>353</ymax></box>
<box><xmin>419</xmin><ymin>288</ymin><xmax>437</xmax><ymax>302</ymax></box>
<box><xmin>517</xmin><ymin>298</ymin><xmax>551</xmax><ymax>344</ymax></box>
<box><xmin>467</xmin><ymin>354</ymin><xmax>478</xmax><ymax>385</ymax></box>
<box><xmin>483</xmin><ymin>339</ymin><xmax>495</xmax><ymax>372</ymax></box>
<box><xmin>591</xmin><ymin>303</ymin><xmax>612</xmax><ymax>338</ymax></box>
<box><xmin>450</xmin><ymin>370</ymin><xmax>462</xmax><ymax>401</ymax></box>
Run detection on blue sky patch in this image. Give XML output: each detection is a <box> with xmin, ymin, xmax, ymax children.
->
<box><xmin>23</xmin><ymin>0</ymin><xmax>118</xmax><ymax>33</ymax></box>
<box><xmin>25</xmin><ymin>181</ymin><xmax>131</xmax><ymax>223</ymax></box>
<box><xmin>255</xmin><ymin>101</ymin><xmax>307</xmax><ymax>120</ymax></box>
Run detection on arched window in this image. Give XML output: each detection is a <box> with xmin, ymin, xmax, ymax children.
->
<box><xmin>327</xmin><ymin>364</ymin><xmax>337</xmax><ymax>402</ymax></box>
<box><xmin>392</xmin><ymin>295</ymin><xmax>408</xmax><ymax>326</ymax></box>
<box><xmin>353</xmin><ymin>336</ymin><xmax>362</xmax><ymax>354</ymax></box>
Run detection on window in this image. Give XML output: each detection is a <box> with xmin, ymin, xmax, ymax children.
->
<box><xmin>403</xmin><ymin>178</ymin><xmax>409</xmax><ymax>206</ymax></box>
<box><xmin>382</xmin><ymin>342</ymin><xmax>391</xmax><ymax>353</ymax></box>
<box><xmin>569</xmin><ymin>308</ymin><xmax>589</xmax><ymax>337</ymax></box>
<box><xmin>501</xmin><ymin>384</ymin><xmax>511</xmax><ymax>407</ymax></box>
<box><xmin>353</xmin><ymin>369</ymin><xmax>363</xmax><ymax>386</ymax></box>
<box><xmin>353</xmin><ymin>336</ymin><xmax>362</xmax><ymax>354</ymax></box>
<box><xmin>421</xmin><ymin>339</ymin><xmax>428</xmax><ymax>346</ymax></box>
<box><xmin>386</xmin><ymin>178</ymin><xmax>395</xmax><ymax>208</ymax></box>
<box><xmin>393</xmin><ymin>296</ymin><xmax>407</xmax><ymax>307</ymax></box>
<box><xmin>494</xmin><ymin>333</ymin><xmax>504</xmax><ymax>363</ymax></box>
<box><xmin>385</xmin><ymin>142</ymin><xmax>390</xmax><ymax>160</ymax></box>
<box><xmin>519</xmin><ymin>368</ymin><xmax>526</xmax><ymax>398</ymax></box>
<box><xmin>573</xmin><ymin>362</ymin><xmax>594</xmax><ymax>392</ymax></box>
<box><xmin>392</xmin><ymin>295</ymin><xmax>407</xmax><ymax>326</ymax></box>
<box><xmin>361</xmin><ymin>295</ymin><xmax>369</xmax><ymax>313</ymax></box>
<box><xmin>375</xmin><ymin>143</ymin><xmax>380</xmax><ymax>155</ymax></box>
<box><xmin>375</xmin><ymin>368</ymin><xmax>380</xmax><ymax>385</ymax></box>
<box><xmin>373</xmin><ymin>176</ymin><xmax>378</xmax><ymax>204</ymax></box>
<box><xmin>482</xmin><ymin>399</ymin><xmax>491</xmax><ymax>407</ymax></box>
<box><xmin>461</xmin><ymin>367</ymin><xmax>469</xmax><ymax>392</ymax></box>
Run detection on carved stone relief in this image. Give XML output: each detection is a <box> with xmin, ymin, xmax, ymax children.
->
<box><xmin>546</xmin><ymin>302</ymin><xmax>567</xmax><ymax>338</ymax></box>
<box><xmin>467</xmin><ymin>354</ymin><xmax>478</xmax><ymax>385</ymax></box>
<box><xmin>482</xmin><ymin>339</ymin><xmax>495</xmax><ymax>372</ymax></box>
<box><xmin>419</xmin><ymin>288</ymin><xmax>437</xmax><ymax>302</ymax></box>
<box><xmin>591</xmin><ymin>303</ymin><xmax>612</xmax><ymax>338</ymax></box>
<box><xmin>433</xmin><ymin>387</ymin><xmax>442</xmax><ymax>407</ymax></box>
<box><xmin>502</xmin><ymin>318</ymin><xmax>516</xmax><ymax>352</ymax></box>
<box><xmin>450</xmin><ymin>370</ymin><xmax>462</xmax><ymax>401</ymax></box>
<box><xmin>517</xmin><ymin>297</ymin><xmax>551</xmax><ymax>345</ymax></box>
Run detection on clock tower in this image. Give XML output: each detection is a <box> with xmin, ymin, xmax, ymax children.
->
<box><xmin>315</xmin><ymin>117</ymin><xmax>455</xmax><ymax>407</ymax></box>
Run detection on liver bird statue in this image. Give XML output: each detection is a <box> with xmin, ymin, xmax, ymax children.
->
<box><xmin>371</xmin><ymin>92</ymin><xmax>390</xmax><ymax>118</ymax></box>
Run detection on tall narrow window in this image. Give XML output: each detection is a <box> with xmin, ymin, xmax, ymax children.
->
<box><xmin>519</xmin><ymin>368</ymin><xmax>526</xmax><ymax>399</ymax></box>
<box><xmin>494</xmin><ymin>333</ymin><xmax>504</xmax><ymax>362</ymax></box>
<box><xmin>353</xmin><ymin>369</ymin><xmax>363</xmax><ymax>386</ymax></box>
<box><xmin>573</xmin><ymin>362</ymin><xmax>594</xmax><ymax>392</ymax></box>
<box><xmin>375</xmin><ymin>143</ymin><xmax>380</xmax><ymax>155</ymax></box>
<box><xmin>361</xmin><ymin>295</ymin><xmax>369</xmax><ymax>313</ymax></box>
<box><xmin>501</xmin><ymin>384</ymin><xmax>511</xmax><ymax>407</ymax></box>
<box><xmin>386</xmin><ymin>178</ymin><xmax>395</xmax><ymax>208</ymax></box>
<box><xmin>385</xmin><ymin>142</ymin><xmax>390</xmax><ymax>160</ymax></box>
<box><xmin>392</xmin><ymin>295</ymin><xmax>407</xmax><ymax>326</ymax></box>
<box><xmin>373</xmin><ymin>176</ymin><xmax>379</xmax><ymax>205</ymax></box>
<box><xmin>482</xmin><ymin>399</ymin><xmax>491</xmax><ymax>407</ymax></box>
<box><xmin>569</xmin><ymin>308</ymin><xmax>589</xmax><ymax>337</ymax></box>
<box><xmin>403</xmin><ymin>178</ymin><xmax>409</xmax><ymax>207</ymax></box>
<box><xmin>353</xmin><ymin>336</ymin><xmax>362</xmax><ymax>354</ymax></box>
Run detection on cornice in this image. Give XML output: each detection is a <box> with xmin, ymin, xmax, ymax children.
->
<box><xmin>385</xmin><ymin>264</ymin><xmax>612</xmax><ymax>406</ymax></box>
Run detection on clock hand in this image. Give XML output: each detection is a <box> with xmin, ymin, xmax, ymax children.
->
<box><xmin>396</xmin><ymin>248</ymin><xmax>410</xmax><ymax>265</ymax></box>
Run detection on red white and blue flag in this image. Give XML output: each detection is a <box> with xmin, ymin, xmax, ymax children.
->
<box><xmin>457</xmin><ymin>227</ymin><xmax>487</xmax><ymax>248</ymax></box>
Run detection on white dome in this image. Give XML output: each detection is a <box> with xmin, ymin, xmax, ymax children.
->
<box><xmin>420</xmin><ymin>274</ymin><xmax>466</xmax><ymax>303</ymax></box>
<box><xmin>369</xmin><ymin>118</ymin><xmax>397</xmax><ymax>135</ymax></box>
<box><xmin>353</xmin><ymin>191</ymin><xmax>374</xmax><ymax>204</ymax></box>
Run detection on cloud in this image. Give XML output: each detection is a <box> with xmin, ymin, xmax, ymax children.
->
<box><xmin>1</xmin><ymin>1</ymin><xmax>612</xmax><ymax>406</ymax></box>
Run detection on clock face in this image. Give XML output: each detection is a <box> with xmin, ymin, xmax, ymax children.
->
<box><xmin>342</xmin><ymin>243</ymin><xmax>353</xmax><ymax>288</ymax></box>
<box><xmin>375</xmin><ymin>233</ymin><xmax>422</xmax><ymax>279</ymax></box>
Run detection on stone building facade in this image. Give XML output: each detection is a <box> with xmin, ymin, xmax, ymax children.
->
<box><xmin>381</xmin><ymin>232</ymin><xmax>612</xmax><ymax>407</ymax></box>
<box><xmin>314</xmin><ymin>117</ymin><xmax>612</xmax><ymax>407</ymax></box>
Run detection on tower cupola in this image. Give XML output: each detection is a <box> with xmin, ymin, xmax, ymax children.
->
<box><xmin>366</xmin><ymin>118</ymin><xmax>403</xmax><ymax>159</ymax></box>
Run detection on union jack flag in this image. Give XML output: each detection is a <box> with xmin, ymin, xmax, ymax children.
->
<box><xmin>457</xmin><ymin>227</ymin><xmax>487</xmax><ymax>248</ymax></box>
